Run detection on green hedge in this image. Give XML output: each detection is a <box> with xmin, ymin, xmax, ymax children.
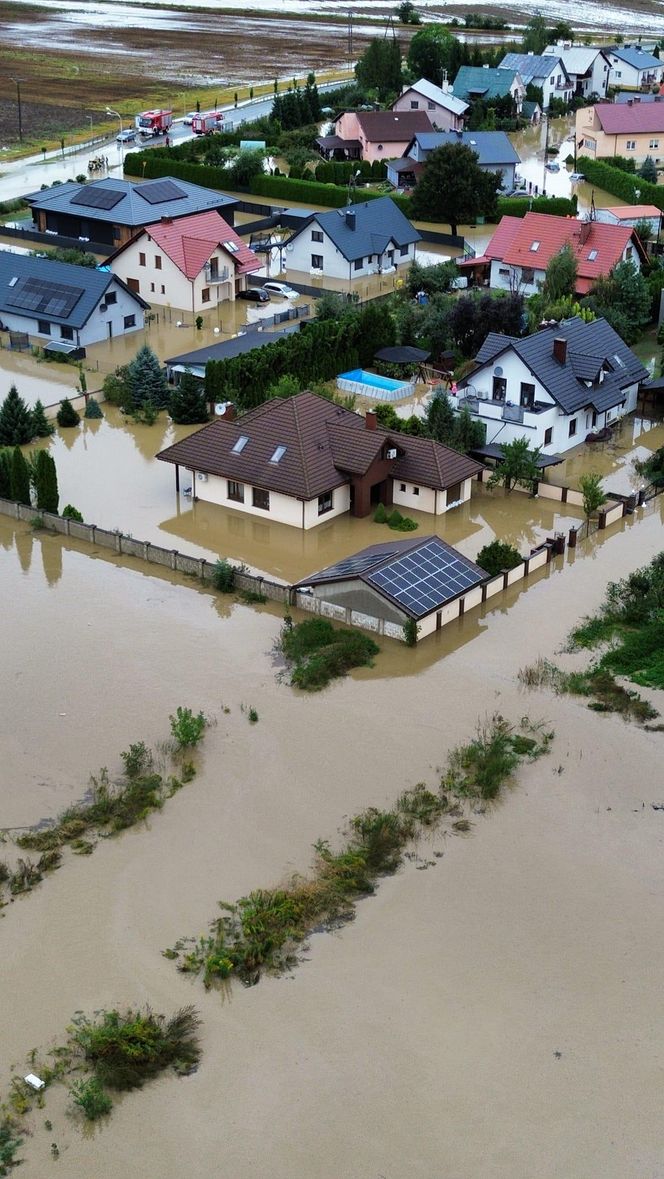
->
<box><xmin>577</xmin><ymin>157</ymin><xmax>664</xmax><ymax>211</ymax></box>
<box><xmin>124</xmin><ymin>152</ymin><xmax>233</xmax><ymax>189</ymax></box>
<box><xmin>249</xmin><ymin>173</ymin><xmax>412</xmax><ymax>215</ymax></box>
<box><xmin>494</xmin><ymin>193</ymin><xmax>578</xmax><ymax>220</ymax></box>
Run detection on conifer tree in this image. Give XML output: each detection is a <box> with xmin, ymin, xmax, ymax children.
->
<box><xmin>126</xmin><ymin>345</ymin><xmax>169</xmax><ymax>408</ymax></box>
<box><xmin>35</xmin><ymin>449</ymin><xmax>59</xmax><ymax>513</ymax></box>
<box><xmin>10</xmin><ymin>445</ymin><xmax>31</xmax><ymax>505</ymax></box>
<box><xmin>31</xmin><ymin>399</ymin><xmax>55</xmax><ymax>438</ymax></box>
<box><xmin>0</xmin><ymin>447</ymin><xmax>11</xmax><ymax>498</ymax></box>
<box><xmin>84</xmin><ymin>396</ymin><xmax>104</xmax><ymax>419</ymax></box>
<box><xmin>57</xmin><ymin>397</ymin><xmax>81</xmax><ymax>427</ymax></box>
<box><xmin>168</xmin><ymin>372</ymin><xmax>209</xmax><ymax>424</ymax></box>
<box><xmin>0</xmin><ymin>385</ymin><xmax>34</xmax><ymax>446</ymax></box>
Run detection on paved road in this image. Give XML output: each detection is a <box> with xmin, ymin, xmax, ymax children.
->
<box><xmin>0</xmin><ymin>82</ymin><xmax>345</xmax><ymax>204</ymax></box>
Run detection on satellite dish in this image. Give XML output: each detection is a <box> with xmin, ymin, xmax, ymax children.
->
<box><xmin>176</xmin><ymin>320</ymin><xmax>183</xmax><ymax>327</ymax></box>
<box><xmin>213</xmin><ymin>326</ymin><xmax>220</xmax><ymax>335</ymax></box>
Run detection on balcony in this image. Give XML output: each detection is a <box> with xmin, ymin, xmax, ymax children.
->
<box><xmin>204</xmin><ymin>264</ymin><xmax>230</xmax><ymax>283</ymax></box>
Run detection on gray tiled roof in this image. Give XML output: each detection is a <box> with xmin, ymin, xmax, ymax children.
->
<box><xmin>499</xmin><ymin>52</ymin><xmax>569</xmax><ymax>84</ymax></box>
<box><xmin>293</xmin><ymin>196</ymin><xmax>420</xmax><ymax>263</ymax></box>
<box><xmin>25</xmin><ymin>177</ymin><xmax>236</xmax><ymax>227</ymax></box>
<box><xmin>0</xmin><ymin>249</ymin><xmax>145</xmax><ymax>328</ymax></box>
<box><xmin>166</xmin><ymin>325</ymin><xmax>299</xmax><ymax>367</ymax></box>
<box><xmin>407</xmin><ymin>130</ymin><xmax>520</xmax><ymax>166</ymax></box>
<box><xmin>609</xmin><ymin>46</ymin><xmax>661</xmax><ymax>69</ymax></box>
<box><xmin>471</xmin><ymin>317</ymin><xmax>648</xmax><ymax>416</ymax></box>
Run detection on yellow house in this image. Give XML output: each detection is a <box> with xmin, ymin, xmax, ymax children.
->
<box><xmin>577</xmin><ymin>102</ymin><xmax>664</xmax><ymax>167</ymax></box>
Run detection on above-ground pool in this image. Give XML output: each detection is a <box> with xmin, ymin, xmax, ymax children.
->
<box><xmin>336</xmin><ymin>368</ymin><xmax>416</xmax><ymax>402</ymax></box>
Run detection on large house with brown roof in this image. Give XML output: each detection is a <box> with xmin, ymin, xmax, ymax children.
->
<box><xmin>322</xmin><ymin>110</ymin><xmax>433</xmax><ymax>164</ymax></box>
<box><xmin>157</xmin><ymin>391</ymin><xmax>481</xmax><ymax>529</ymax></box>
<box><xmin>459</xmin><ymin>211</ymin><xmax>645</xmax><ymax>296</ymax></box>
<box><xmin>107</xmin><ymin>210</ymin><xmax>260</xmax><ymax>314</ymax></box>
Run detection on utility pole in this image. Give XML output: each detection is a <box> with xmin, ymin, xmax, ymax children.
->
<box><xmin>348</xmin><ymin>9</ymin><xmax>353</xmax><ymax>77</ymax></box>
<box><xmin>11</xmin><ymin>78</ymin><xmax>23</xmax><ymax>142</ymax></box>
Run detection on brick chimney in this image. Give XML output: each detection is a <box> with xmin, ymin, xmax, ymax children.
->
<box><xmin>345</xmin><ymin>210</ymin><xmax>356</xmax><ymax>230</ymax></box>
<box><xmin>553</xmin><ymin>336</ymin><xmax>567</xmax><ymax>364</ymax></box>
<box><xmin>161</xmin><ymin>215</ymin><xmax>173</xmax><ymax>224</ymax></box>
<box><xmin>218</xmin><ymin>401</ymin><xmax>236</xmax><ymax>421</ymax></box>
<box><xmin>365</xmin><ymin>409</ymin><xmax>377</xmax><ymax>430</ymax></box>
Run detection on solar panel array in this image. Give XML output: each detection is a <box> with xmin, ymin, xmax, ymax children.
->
<box><xmin>367</xmin><ymin>538</ymin><xmax>483</xmax><ymax>618</ymax></box>
<box><xmin>136</xmin><ymin>180</ymin><xmax>187</xmax><ymax>205</ymax></box>
<box><xmin>317</xmin><ymin>549</ymin><xmax>399</xmax><ymax>580</ymax></box>
<box><xmin>6</xmin><ymin>276</ymin><xmax>85</xmax><ymax>318</ymax></box>
<box><xmin>70</xmin><ymin>186</ymin><xmax>124</xmax><ymax>211</ymax></box>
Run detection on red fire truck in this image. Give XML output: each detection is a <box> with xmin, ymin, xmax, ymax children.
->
<box><xmin>192</xmin><ymin>110</ymin><xmax>224</xmax><ymax>135</ymax></box>
<box><xmin>135</xmin><ymin>110</ymin><xmax>173</xmax><ymax>137</ymax></box>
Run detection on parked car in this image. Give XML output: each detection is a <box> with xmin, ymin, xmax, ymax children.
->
<box><xmin>237</xmin><ymin>287</ymin><xmax>271</xmax><ymax>302</ymax></box>
<box><xmin>183</xmin><ymin>112</ymin><xmax>197</xmax><ymax>125</ymax></box>
<box><xmin>545</xmin><ymin>161</ymin><xmax>560</xmax><ymax>173</ymax></box>
<box><xmin>569</xmin><ymin>171</ymin><xmax>586</xmax><ymax>182</ymax></box>
<box><xmin>116</xmin><ymin>129</ymin><xmax>136</xmax><ymax>143</ymax></box>
<box><xmin>263</xmin><ymin>281</ymin><xmax>297</xmax><ymax>299</ymax></box>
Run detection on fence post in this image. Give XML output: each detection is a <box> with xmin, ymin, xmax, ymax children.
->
<box><xmin>200</xmin><ymin>558</ymin><xmax>206</xmax><ymax>580</ymax></box>
<box><xmin>171</xmin><ymin>549</ymin><xmax>178</xmax><ymax>570</ymax></box>
<box><xmin>144</xmin><ymin>541</ymin><xmax>150</xmax><ymax>561</ymax></box>
<box><xmin>90</xmin><ymin>525</ymin><xmax>96</xmax><ymax>544</ymax></box>
<box><xmin>115</xmin><ymin>531</ymin><xmax>122</xmax><ymax>553</ymax></box>
<box><xmin>64</xmin><ymin>516</ymin><xmax>71</xmax><ymax>536</ymax></box>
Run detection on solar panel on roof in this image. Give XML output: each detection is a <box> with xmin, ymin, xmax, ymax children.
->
<box><xmin>366</xmin><ymin>539</ymin><xmax>483</xmax><ymax>619</ymax></box>
<box><xmin>318</xmin><ymin>549</ymin><xmax>399</xmax><ymax>580</ymax></box>
<box><xmin>136</xmin><ymin>180</ymin><xmax>187</xmax><ymax>205</ymax></box>
<box><xmin>70</xmin><ymin>186</ymin><xmax>124</xmax><ymax>211</ymax></box>
<box><xmin>6</xmin><ymin>276</ymin><xmax>85</xmax><ymax>318</ymax></box>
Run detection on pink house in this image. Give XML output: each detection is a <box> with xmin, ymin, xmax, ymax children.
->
<box><xmin>333</xmin><ymin>109</ymin><xmax>433</xmax><ymax>163</ymax></box>
<box><xmin>391</xmin><ymin>78</ymin><xmax>468</xmax><ymax>132</ymax></box>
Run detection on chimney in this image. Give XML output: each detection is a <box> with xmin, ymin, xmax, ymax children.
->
<box><xmin>553</xmin><ymin>336</ymin><xmax>567</xmax><ymax>364</ymax></box>
<box><xmin>345</xmin><ymin>210</ymin><xmax>356</xmax><ymax>230</ymax></box>
<box><xmin>365</xmin><ymin>410</ymin><xmax>377</xmax><ymax>430</ymax></box>
<box><xmin>161</xmin><ymin>215</ymin><xmax>173</xmax><ymax>224</ymax></box>
<box><xmin>220</xmin><ymin>402</ymin><xmax>236</xmax><ymax>421</ymax></box>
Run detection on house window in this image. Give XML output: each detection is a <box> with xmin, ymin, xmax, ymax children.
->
<box><xmin>498</xmin><ymin>266</ymin><xmax>510</xmax><ymax>276</ymax></box>
<box><xmin>60</xmin><ymin>325</ymin><xmax>74</xmax><ymax>341</ymax></box>
<box><xmin>427</xmin><ymin>100</ymin><xmax>436</xmax><ymax>110</ymax></box>
<box><xmin>529</xmin><ymin>240</ymin><xmax>540</xmax><ymax>252</ymax></box>
<box><xmin>410</xmin><ymin>100</ymin><xmax>419</xmax><ymax>109</ymax></box>
<box><xmin>37</xmin><ymin>319</ymin><xmax>50</xmax><ymax>334</ymax></box>
<box><xmin>124</xmin><ymin>314</ymin><xmax>136</xmax><ymax>328</ymax></box>
<box><xmin>587</xmin><ymin>249</ymin><xmax>598</xmax><ymax>261</ymax></box>
<box><xmin>544</xmin><ymin>426</ymin><xmax>553</xmax><ymax>445</ymax></box>
<box><xmin>252</xmin><ymin>487</ymin><xmax>270</xmax><ymax>511</ymax></box>
<box><xmin>139</xmin><ymin>252</ymin><xmax>146</xmax><ymax>267</ymax></box>
<box><xmin>150</xmin><ymin>282</ymin><xmax>155</xmax><ymax>292</ymax></box>
<box><xmin>227</xmin><ymin>480</ymin><xmax>244</xmax><ymax>502</ymax></box>
<box><xmin>161</xmin><ymin>285</ymin><xmax>165</xmax><ymax>294</ymax></box>
<box><xmin>521</xmin><ymin>267</ymin><xmax>535</xmax><ymax>284</ymax></box>
<box><xmin>650</xmin><ymin>139</ymin><xmax>660</xmax><ymax>149</ymax></box>
<box><xmin>201</xmin><ymin>288</ymin><xmax>210</xmax><ymax>302</ymax></box>
<box><xmin>626</xmin><ymin>140</ymin><xmax>636</xmax><ymax>151</ymax></box>
<box><xmin>223</xmin><ymin>240</ymin><xmax>239</xmax><ymax>253</ymax></box>
<box><xmin>311</xmin><ymin>230</ymin><xmax>323</xmax><ymax>242</ymax></box>
<box><xmin>318</xmin><ymin>491</ymin><xmax>333</xmax><ymax>515</ymax></box>
<box><xmin>354</xmin><ymin>258</ymin><xmax>363</xmax><ymax>270</ymax></box>
<box><xmin>520</xmin><ymin>382</ymin><xmax>535</xmax><ymax>409</ymax></box>
<box><xmin>446</xmin><ymin>481</ymin><xmax>462</xmax><ymax>503</ymax></box>
<box><xmin>413</xmin><ymin>486</ymin><xmax>420</xmax><ymax>496</ymax></box>
<box><xmin>105</xmin><ymin>291</ymin><xmax>117</xmax><ymax>306</ymax></box>
<box><xmin>492</xmin><ymin>376</ymin><xmax>507</xmax><ymax>402</ymax></box>
<box><xmin>311</xmin><ymin>254</ymin><xmax>323</xmax><ymax>269</ymax></box>
<box><xmin>270</xmin><ymin>445</ymin><xmax>287</xmax><ymax>464</ymax></box>
<box><xmin>155</xmin><ymin>254</ymin><xmax>162</xmax><ymax>269</ymax></box>
<box><xmin>399</xmin><ymin>482</ymin><xmax>406</xmax><ymax>492</ymax></box>
<box><xmin>568</xmin><ymin>418</ymin><xmax>577</xmax><ymax>437</ymax></box>
<box><xmin>232</xmin><ymin>435</ymin><xmax>249</xmax><ymax>454</ymax></box>
<box><xmin>399</xmin><ymin>245</ymin><xmax>408</xmax><ymax>256</ymax></box>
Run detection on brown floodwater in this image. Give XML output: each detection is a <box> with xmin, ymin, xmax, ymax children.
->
<box><xmin>0</xmin><ymin>487</ymin><xmax>663</xmax><ymax>1178</ymax></box>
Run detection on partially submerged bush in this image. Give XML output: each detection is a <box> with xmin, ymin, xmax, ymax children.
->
<box><xmin>70</xmin><ymin>1076</ymin><xmax>113</xmax><ymax>1121</ymax></box>
<box><xmin>279</xmin><ymin>617</ymin><xmax>379</xmax><ymax>691</ymax></box>
<box><xmin>476</xmin><ymin>539</ymin><xmax>522</xmax><ymax>577</ymax></box>
<box><xmin>61</xmin><ymin>503</ymin><xmax>84</xmax><ymax>522</ymax></box>
<box><xmin>70</xmin><ymin>1006</ymin><xmax>201</xmax><ymax>1090</ymax></box>
<box><xmin>169</xmin><ymin>706</ymin><xmax>206</xmax><ymax>748</ymax></box>
<box><xmin>211</xmin><ymin>558</ymin><xmax>236</xmax><ymax>592</ymax></box>
<box><xmin>56</xmin><ymin>398</ymin><xmax>80</xmax><ymax>428</ymax></box>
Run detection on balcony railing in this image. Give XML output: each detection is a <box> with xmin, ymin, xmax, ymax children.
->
<box><xmin>204</xmin><ymin>264</ymin><xmax>230</xmax><ymax>283</ymax></box>
<box><xmin>456</xmin><ymin>392</ymin><xmax>526</xmax><ymax>424</ymax></box>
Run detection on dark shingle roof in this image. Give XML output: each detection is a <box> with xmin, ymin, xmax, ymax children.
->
<box><xmin>157</xmin><ymin>390</ymin><xmax>480</xmax><ymax>498</ymax></box>
<box><xmin>290</xmin><ymin>196</ymin><xmax>420</xmax><ymax>263</ymax></box>
<box><xmin>470</xmin><ymin>317</ymin><xmax>648</xmax><ymax>416</ymax></box>
<box><xmin>344</xmin><ymin>109</ymin><xmax>433</xmax><ymax>141</ymax></box>
<box><xmin>407</xmin><ymin>130</ymin><xmax>520</xmax><ymax>167</ymax></box>
<box><xmin>166</xmin><ymin>325</ymin><xmax>299</xmax><ymax>368</ymax></box>
<box><xmin>499</xmin><ymin>52</ymin><xmax>569</xmax><ymax>84</ymax></box>
<box><xmin>0</xmin><ymin>250</ymin><xmax>145</xmax><ymax>328</ymax></box>
<box><xmin>25</xmin><ymin>177</ymin><xmax>236</xmax><ymax>227</ymax></box>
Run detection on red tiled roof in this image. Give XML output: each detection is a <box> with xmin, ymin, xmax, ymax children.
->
<box><xmin>486</xmin><ymin>211</ymin><xmax>643</xmax><ymax>294</ymax></box>
<box><xmin>457</xmin><ymin>217</ymin><xmax>524</xmax><ymax>269</ymax></box>
<box><xmin>157</xmin><ymin>390</ymin><xmax>481</xmax><ymax>498</ymax></box>
<box><xmin>145</xmin><ymin>210</ymin><xmax>260</xmax><ymax>279</ymax></box>
<box><xmin>602</xmin><ymin>204</ymin><xmax>661</xmax><ymax>219</ymax></box>
<box><xmin>594</xmin><ymin>102</ymin><xmax>664</xmax><ymax>134</ymax></box>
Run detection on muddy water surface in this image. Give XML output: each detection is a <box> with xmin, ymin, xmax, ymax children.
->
<box><xmin>0</xmin><ymin>489</ymin><xmax>663</xmax><ymax>1178</ymax></box>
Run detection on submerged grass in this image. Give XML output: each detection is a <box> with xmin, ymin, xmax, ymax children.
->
<box><xmin>519</xmin><ymin>658</ymin><xmax>657</xmax><ymax>723</ymax></box>
<box><xmin>278</xmin><ymin>616</ymin><xmax>379</xmax><ymax>691</ymax></box>
<box><xmin>167</xmin><ymin>715</ymin><xmax>552</xmax><ymax>989</ymax></box>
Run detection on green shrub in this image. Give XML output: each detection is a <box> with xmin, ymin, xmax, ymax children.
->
<box><xmin>495</xmin><ymin>194</ymin><xmax>577</xmax><ymax>220</ymax></box>
<box><xmin>280</xmin><ymin>618</ymin><xmax>379</xmax><ymax>691</ymax></box>
<box><xmin>248</xmin><ymin>707</ymin><xmax>259</xmax><ymax>724</ymax></box>
<box><xmin>373</xmin><ymin>502</ymin><xmax>388</xmax><ymax>523</ymax></box>
<box><xmin>579</xmin><ymin>157</ymin><xmax>664</xmax><ymax>212</ymax></box>
<box><xmin>476</xmin><ymin>539</ymin><xmax>522</xmax><ymax>577</ymax></box>
<box><xmin>403</xmin><ymin>617</ymin><xmax>419</xmax><ymax>646</ymax></box>
<box><xmin>62</xmin><ymin>503</ymin><xmax>84</xmax><ymax>522</ymax></box>
<box><xmin>169</xmin><ymin>706</ymin><xmax>206</xmax><ymax>748</ymax></box>
<box><xmin>70</xmin><ymin>1077</ymin><xmax>113</xmax><ymax>1120</ymax></box>
<box><xmin>84</xmin><ymin>396</ymin><xmax>103</xmax><ymax>419</ymax></box>
<box><xmin>121</xmin><ymin>741</ymin><xmax>153</xmax><ymax>780</ymax></box>
<box><xmin>211</xmin><ymin>558</ymin><xmax>236</xmax><ymax>592</ymax></box>
<box><xmin>69</xmin><ymin>1006</ymin><xmax>201</xmax><ymax>1090</ymax></box>
<box><xmin>0</xmin><ymin>1115</ymin><xmax>22</xmax><ymax>1174</ymax></box>
<box><xmin>56</xmin><ymin>397</ymin><xmax>80</xmax><ymax>427</ymax></box>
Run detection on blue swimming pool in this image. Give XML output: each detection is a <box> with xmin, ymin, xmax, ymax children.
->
<box><xmin>336</xmin><ymin>369</ymin><xmax>415</xmax><ymax>402</ymax></box>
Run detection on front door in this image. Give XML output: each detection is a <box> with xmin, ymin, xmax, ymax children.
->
<box><xmin>107</xmin><ymin>321</ymin><xmax>113</xmax><ymax>339</ymax></box>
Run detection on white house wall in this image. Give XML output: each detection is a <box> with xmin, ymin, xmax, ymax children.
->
<box><xmin>391</xmin><ymin>476</ymin><xmax>473</xmax><ymax>514</ymax></box>
<box><xmin>2</xmin><ymin>277</ymin><xmax>145</xmax><ymax>346</ymax></box>
<box><xmin>287</xmin><ymin>225</ymin><xmax>416</xmax><ymax>280</ymax></box>
<box><xmin>392</xmin><ymin>90</ymin><xmax>463</xmax><ymax>131</ymax></box>
<box><xmin>191</xmin><ymin>472</ymin><xmax>350</xmax><ymax>529</ymax></box>
<box><xmin>489</xmin><ymin>239</ymin><xmax>641</xmax><ymax>297</ymax></box>
<box><xmin>111</xmin><ymin>240</ymin><xmax>243</xmax><ymax>314</ymax></box>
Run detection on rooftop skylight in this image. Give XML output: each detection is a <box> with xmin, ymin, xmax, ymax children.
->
<box><xmin>232</xmin><ymin>435</ymin><xmax>249</xmax><ymax>453</ymax></box>
<box><xmin>224</xmin><ymin>240</ymin><xmax>239</xmax><ymax>253</ymax></box>
<box><xmin>529</xmin><ymin>241</ymin><xmax>540</xmax><ymax>252</ymax></box>
<box><xmin>270</xmin><ymin>444</ymin><xmax>287</xmax><ymax>464</ymax></box>
<box><xmin>587</xmin><ymin>249</ymin><xmax>598</xmax><ymax>261</ymax></box>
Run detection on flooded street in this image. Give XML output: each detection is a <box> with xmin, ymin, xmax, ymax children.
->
<box><xmin>0</xmin><ymin>487</ymin><xmax>663</xmax><ymax>1178</ymax></box>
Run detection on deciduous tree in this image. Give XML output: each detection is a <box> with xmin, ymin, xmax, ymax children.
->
<box><xmin>410</xmin><ymin>143</ymin><xmax>501</xmax><ymax>235</ymax></box>
<box><xmin>487</xmin><ymin>437</ymin><xmax>541</xmax><ymax>493</ymax></box>
<box><xmin>355</xmin><ymin>38</ymin><xmax>402</xmax><ymax>98</ymax></box>
<box><xmin>541</xmin><ymin>243</ymin><xmax>577</xmax><ymax>304</ymax></box>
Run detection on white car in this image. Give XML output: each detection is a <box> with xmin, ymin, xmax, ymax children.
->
<box><xmin>263</xmin><ymin>281</ymin><xmax>297</xmax><ymax>299</ymax></box>
<box><xmin>183</xmin><ymin>112</ymin><xmax>197</xmax><ymax>125</ymax></box>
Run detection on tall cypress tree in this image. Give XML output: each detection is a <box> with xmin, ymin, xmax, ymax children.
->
<box><xmin>31</xmin><ymin>399</ymin><xmax>55</xmax><ymax>438</ymax></box>
<box><xmin>169</xmin><ymin>372</ymin><xmax>209</xmax><ymax>424</ymax></box>
<box><xmin>127</xmin><ymin>345</ymin><xmax>169</xmax><ymax>408</ymax></box>
<box><xmin>35</xmin><ymin>449</ymin><xmax>59</xmax><ymax>513</ymax></box>
<box><xmin>0</xmin><ymin>385</ymin><xmax>34</xmax><ymax>446</ymax></box>
<box><xmin>10</xmin><ymin>446</ymin><xmax>31</xmax><ymax>505</ymax></box>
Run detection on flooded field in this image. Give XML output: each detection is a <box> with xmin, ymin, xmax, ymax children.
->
<box><xmin>1</xmin><ymin>485</ymin><xmax>663</xmax><ymax>1177</ymax></box>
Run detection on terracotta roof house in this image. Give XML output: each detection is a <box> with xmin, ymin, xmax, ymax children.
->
<box><xmin>25</xmin><ymin>177</ymin><xmax>237</xmax><ymax>250</ymax></box>
<box><xmin>456</xmin><ymin>316</ymin><xmax>648</xmax><ymax>455</ymax></box>
<box><xmin>295</xmin><ymin>535</ymin><xmax>486</xmax><ymax>638</ymax></box>
<box><xmin>542</xmin><ymin>44</ymin><xmax>610</xmax><ymax>99</ymax></box>
<box><xmin>577</xmin><ymin>101</ymin><xmax>664</xmax><ymax>165</ymax></box>
<box><xmin>107</xmin><ymin>210</ymin><xmax>260</xmax><ymax>314</ymax></box>
<box><xmin>322</xmin><ymin>109</ymin><xmax>433</xmax><ymax>163</ymax></box>
<box><xmin>595</xmin><ymin>204</ymin><xmax>662</xmax><ymax>237</ymax></box>
<box><xmin>282</xmin><ymin>197</ymin><xmax>420</xmax><ymax>282</ymax></box>
<box><xmin>606</xmin><ymin>45</ymin><xmax>663</xmax><ymax>90</ymax></box>
<box><xmin>394</xmin><ymin>129</ymin><xmax>520</xmax><ymax>190</ymax></box>
<box><xmin>452</xmin><ymin>66</ymin><xmax>525</xmax><ymax>111</ymax></box>
<box><xmin>458</xmin><ymin>211</ymin><xmax>646</xmax><ymax>295</ymax></box>
<box><xmin>498</xmin><ymin>52</ymin><xmax>573</xmax><ymax>109</ymax></box>
<box><xmin>0</xmin><ymin>249</ymin><xmax>148</xmax><ymax>351</ymax></box>
<box><xmin>157</xmin><ymin>390</ymin><xmax>481</xmax><ymax>529</ymax></box>
<box><xmin>391</xmin><ymin>78</ymin><xmax>468</xmax><ymax>131</ymax></box>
